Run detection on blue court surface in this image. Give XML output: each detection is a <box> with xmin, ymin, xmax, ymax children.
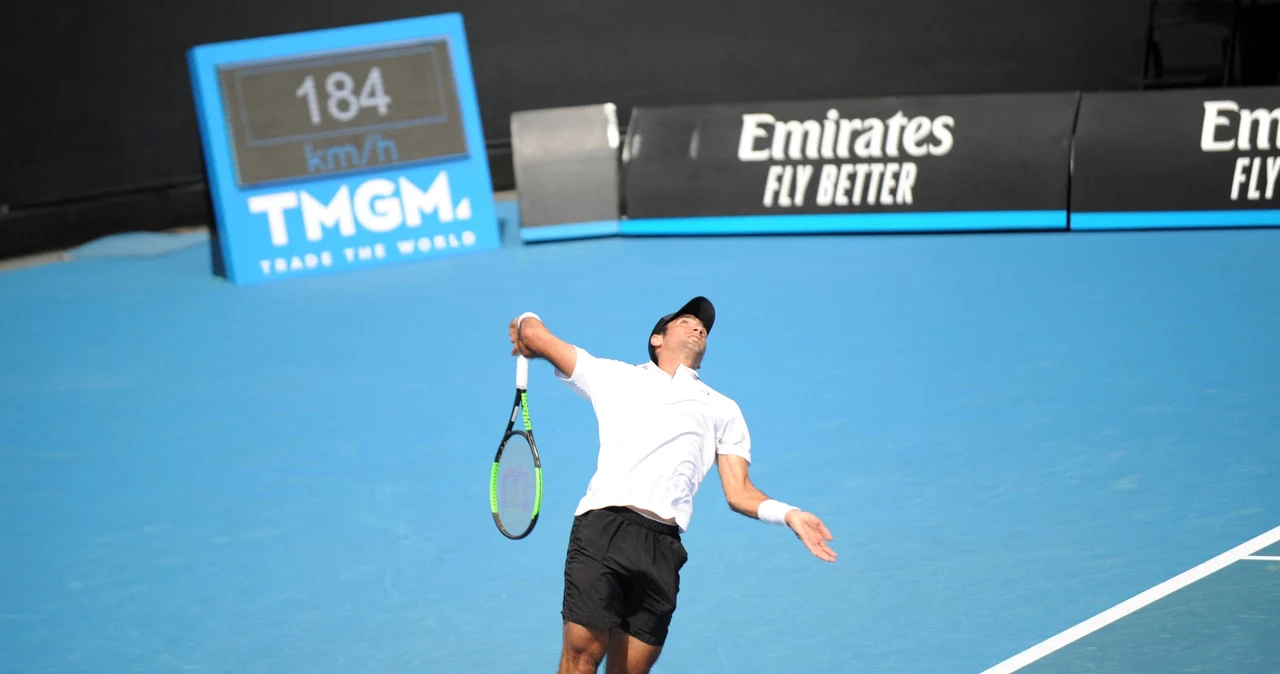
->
<box><xmin>2</xmin><ymin>206</ymin><xmax>1278</xmax><ymax>673</ymax></box>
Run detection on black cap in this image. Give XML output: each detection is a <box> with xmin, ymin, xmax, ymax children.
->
<box><xmin>648</xmin><ymin>296</ymin><xmax>716</xmax><ymax>364</ymax></box>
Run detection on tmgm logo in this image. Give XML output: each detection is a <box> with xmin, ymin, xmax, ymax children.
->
<box><xmin>245</xmin><ymin>171</ymin><xmax>471</xmax><ymax>247</ymax></box>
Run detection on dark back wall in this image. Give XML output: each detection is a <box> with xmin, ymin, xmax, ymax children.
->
<box><xmin>2</xmin><ymin>0</ymin><xmax>1152</xmax><ymax>255</ymax></box>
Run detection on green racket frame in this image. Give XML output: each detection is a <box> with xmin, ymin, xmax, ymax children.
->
<box><xmin>490</xmin><ymin>355</ymin><xmax>543</xmax><ymax>539</ymax></box>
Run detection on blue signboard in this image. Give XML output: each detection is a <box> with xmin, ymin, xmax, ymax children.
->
<box><xmin>188</xmin><ymin>13</ymin><xmax>499</xmax><ymax>284</ymax></box>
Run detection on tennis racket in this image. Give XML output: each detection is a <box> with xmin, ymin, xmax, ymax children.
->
<box><xmin>490</xmin><ymin>354</ymin><xmax>543</xmax><ymax>539</ymax></box>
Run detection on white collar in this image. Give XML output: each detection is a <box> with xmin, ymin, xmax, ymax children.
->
<box><xmin>641</xmin><ymin>360</ymin><xmax>701</xmax><ymax>381</ymax></box>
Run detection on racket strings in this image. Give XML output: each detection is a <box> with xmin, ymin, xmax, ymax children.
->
<box><xmin>495</xmin><ymin>432</ymin><xmax>537</xmax><ymax>532</ymax></box>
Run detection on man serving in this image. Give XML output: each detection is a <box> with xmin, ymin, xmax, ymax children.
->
<box><xmin>508</xmin><ymin>296</ymin><xmax>836</xmax><ymax>674</ymax></box>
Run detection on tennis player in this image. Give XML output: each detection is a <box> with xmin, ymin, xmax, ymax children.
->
<box><xmin>508</xmin><ymin>296</ymin><xmax>836</xmax><ymax>674</ymax></box>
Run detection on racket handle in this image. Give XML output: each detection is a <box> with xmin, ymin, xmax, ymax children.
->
<box><xmin>516</xmin><ymin>354</ymin><xmax>529</xmax><ymax>390</ymax></box>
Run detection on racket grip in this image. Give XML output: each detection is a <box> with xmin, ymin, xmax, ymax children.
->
<box><xmin>516</xmin><ymin>354</ymin><xmax>529</xmax><ymax>390</ymax></box>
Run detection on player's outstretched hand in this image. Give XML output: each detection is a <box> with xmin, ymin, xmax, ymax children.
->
<box><xmin>784</xmin><ymin>510</ymin><xmax>836</xmax><ymax>562</ymax></box>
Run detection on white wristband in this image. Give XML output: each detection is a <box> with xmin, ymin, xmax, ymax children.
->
<box><xmin>757</xmin><ymin>499</ymin><xmax>798</xmax><ymax>526</ymax></box>
<box><xmin>517</xmin><ymin>312</ymin><xmax>541</xmax><ymax>329</ymax></box>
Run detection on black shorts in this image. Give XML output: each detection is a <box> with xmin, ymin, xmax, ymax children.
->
<box><xmin>561</xmin><ymin>506</ymin><xmax>689</xmax><ymax>647</ymax></box>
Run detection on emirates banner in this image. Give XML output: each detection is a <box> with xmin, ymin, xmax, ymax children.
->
<box><xmin>1071</xmin><ymin>87</ymin><xmax>1280</xmax><ymax>230</ymax></box>
<box><xmin>620</xmin><ymin>92</ymin><xmax>1078</xmax><ymax>235</ymax></box>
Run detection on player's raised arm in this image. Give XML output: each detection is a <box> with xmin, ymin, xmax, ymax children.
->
<box><xmin>509</xmin><ymin>313</ymin><xmax>578</xmax><ymax>379</ymax></box>
<box><xmin>716</xmin><ymin>453</ymin><xmax>837</xmax><ymax>563</ymax></box>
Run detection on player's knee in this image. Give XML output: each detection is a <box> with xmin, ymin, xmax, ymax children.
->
<box><xmin>565</xmin><ymin>651</ymin><xmax>604</xmax><ymax>674</ymax></box>
<box><xmin>561</xmin><ymin>645</ymin><xmax>605</xmax><ymax>674</ymax></box>
<box><xmin>560</xmin><ymin>626</ymin><xmax>607</xmax><ymax>674</ymax></box>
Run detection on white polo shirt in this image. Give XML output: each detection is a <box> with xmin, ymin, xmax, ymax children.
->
<box><xmin>555</xmin><ymin>346</ymin><xmax>752</xmax><ymax>533</ymax></box>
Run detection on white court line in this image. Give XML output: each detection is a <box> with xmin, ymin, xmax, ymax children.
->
<box><xmin>1242</xmin><ymin>555</ymin><xmax>1280</xmax><ymax>561</ymax></box>
<box><xmin>980</xmin><ymin>524</ymin><xmax>1280</xmax><ymax>674</ymax></box>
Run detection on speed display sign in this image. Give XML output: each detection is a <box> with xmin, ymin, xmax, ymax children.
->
<box><xmin>188</xmin><ymin>13</ymin><xmax>499</xmax><ymax>285</ymax></box>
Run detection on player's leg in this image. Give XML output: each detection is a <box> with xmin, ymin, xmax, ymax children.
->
<box><xmin>604</xmin><ymin>629</ymin><xmax>664</xmax><ymax>674</ymax></box>
<box><xmin>558</xmin><ymin>621</ymin><xmax>609</xmax><ymax>674</ymax></box>
<box><xmin>559</xmin><ymin>510</ymin><xmax>629</xmax><ymax>673</ymax></box>
<box><xmin>602</xmin><ymin>508</ymin><xmax>689</xmax><ymax>674</ymax></box>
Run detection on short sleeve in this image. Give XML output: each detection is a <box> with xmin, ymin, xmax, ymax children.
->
<box><xmin>554</xmin><ymin>346</ymin><xmax>635</xmax><ymax>403</ymax></box>
<box><xmin>554</xmin><ymin>346</ymin><xmax>597</xmax><ymax>400</ymax></box>
<box><xmin>716</xmin><ymin>400</ymin><xmax>752</xmax><ymax>464</ymax></box>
